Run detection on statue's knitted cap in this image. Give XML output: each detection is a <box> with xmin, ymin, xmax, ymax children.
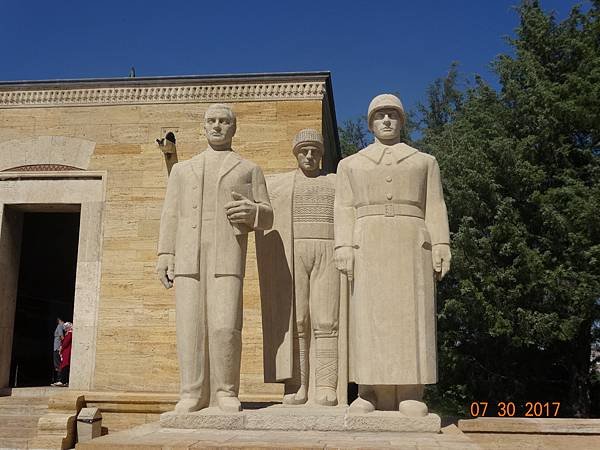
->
<box><xmin>292</xmin><ymin>128</ymin><xmax>324</xmax><ymax>154</ymax></box>
<box><xmin>367</xmin><ymin>94</ymin><xmax>406</xmax><ymax>131</ymax></box>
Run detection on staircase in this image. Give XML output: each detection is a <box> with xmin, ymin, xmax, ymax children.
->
<box><xmin>0</xmin><ymin>388</ymin><xmax>51</xmax><ymax>449</ymax></box>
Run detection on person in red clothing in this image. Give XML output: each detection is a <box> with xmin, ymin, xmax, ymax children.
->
<box><xmin>52</xmin><ymin>322</ymin><xmax>72</xmax><ymax>387</ymax></box>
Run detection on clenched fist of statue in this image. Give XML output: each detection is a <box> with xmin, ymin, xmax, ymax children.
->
<box><xmin>224</xmin><ymin>191</ymin><xmax>257</xmax><ymax>227</ymax></box>
<box><xmin>334</xmin><ymin>246</ymin><xmax>354</xmax><ymax>281</ymax></box>
<box><xmin>156</xmin><ymin>253</ymin><xmax>175</xmax><ymax>289</ymax></box>
<box><xmin>432</xmin><ymin>243</ymin><xmax>451</xmax><ymax>281</ymax></box>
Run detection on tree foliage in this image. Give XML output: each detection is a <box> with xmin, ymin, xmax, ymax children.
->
<box><xmin>338</xmin><ymin>0</ymin><xmax>600</xmax><ymax>417</ymax></box>
<box><xmin>339</xmin><ymin>117</ymin><xmax>369</xmax><ymax>158</ymax></box>
<box><xmin>418</xmin><ymin>1</ymin><xmax>600</xmax><ymax>417</ymax></box>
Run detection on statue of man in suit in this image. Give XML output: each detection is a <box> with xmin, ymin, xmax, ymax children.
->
<box><xmin>156</xmin><ymin>104</ymin><xmax>273</xmax><ymax>413</ymax></box>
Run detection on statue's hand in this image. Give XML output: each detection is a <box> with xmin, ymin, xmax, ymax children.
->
<box><xmin>156</xmin><ymin>253</ymin><xmax>175</xmax><ymax>289</ymax></box>
<box><xmin>334</xmin><ymin>247</ymin><xmax>354</xmax><ymax>281</ymax></box>
<box><xmin>433</xmin><ymin>244</ymin><xmax>451</xmax><ymax>281</ymax></box>
<box><xmin>225</xmin><ymin>192</ymin><xmax>257</xmax><ymax>227</ymax></box>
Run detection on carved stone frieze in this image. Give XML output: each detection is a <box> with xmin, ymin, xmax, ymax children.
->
<box><xmin>0</xmin><ymin>82</ymin><xmax>326</xmax><ymax>108</ymax></box>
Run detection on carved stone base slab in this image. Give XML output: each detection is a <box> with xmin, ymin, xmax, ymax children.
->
<box><xmin>345</xmin><ymin>411</ymin><xmax>441</xmax><ymax>432</ymax></box>
<box><xmin>160</xmin><ymin>405</ymin><xmax>441</xmax><ymax>433</ymax></box>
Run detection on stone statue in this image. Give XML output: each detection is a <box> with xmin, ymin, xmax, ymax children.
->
<box><xmin>156</xmin><ymin>104</ymin><xmax>273</xmax><ymax>413</ymax></box>
<box><xmin>256</xmin><ymin>129</ymin><xmax>346</xmax><ymax>406</ymax></box>
<box><xmin>334</xmin><ymin>94</ymin><xmax>451</xmax><ymax>416</ymax></box>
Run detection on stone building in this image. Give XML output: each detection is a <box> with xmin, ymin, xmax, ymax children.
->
<box><xmin>0</xmin><ymin>72</ymin><xmax>340</xmax><ymax>445</ymax></box>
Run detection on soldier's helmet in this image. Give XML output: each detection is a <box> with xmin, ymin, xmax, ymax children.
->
<box><xmin>367</xmin><ymin>94</ymin><xmax>406</xmax><ymax>131</ymax></box>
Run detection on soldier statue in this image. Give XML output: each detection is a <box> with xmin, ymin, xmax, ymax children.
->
<box><xmin>334</xmin><ymin>94</ymin><xmax>451</xmax><ymax>416</ymax></box>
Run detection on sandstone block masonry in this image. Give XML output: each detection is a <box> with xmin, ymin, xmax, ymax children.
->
<box><xmin>0</xmin><ymin>73</ymin><xmax>340</xmax><ymax>431</ymax></box>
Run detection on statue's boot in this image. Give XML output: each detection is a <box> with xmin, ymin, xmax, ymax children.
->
<box><xmin>283</xmin><ymin>335</ymin><xmax>308</xmax><ymax>405</ymax></box>
<box><xmin>399</xmin><ymin>400</ymin><xmax>428</xmax><ymax>417</ymax></box>
<box><xmin>217</xmin><ymin>395</ymin><xmax>242</xmax><ymax>413</ymax></box>
<box><xmin>213</xmin><ymin>328</ymin><xmax>243</xmax><ymax>413</ymax></box>
<box><xmin>398</xmin><ymin>384</ymin><xmax>427</xmax><ymax>417</ymax></box>
<box><xmin>174</xmin><ymin>398</ymin><xmax>204</xmax><ymax>413</ymax></box>
<box><xmin>348</xmin><ymin>385</ymin><xmax>376</xmax><ymax>413</ymax></box>
<box><xmin>314</xmin><ymin>334</ymin><xmax>338</xmax><ymax>406</ymax></box>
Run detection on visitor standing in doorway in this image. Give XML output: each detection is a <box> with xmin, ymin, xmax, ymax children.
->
<box><xmin>53</xmin><ymin>322</ymin><xmax>72</xmax><ymax>387</ymax></box>
<box><xmin>52</xmin><ymin>317</ymin><xmax>64</xmax><ymax>384</ymax></box>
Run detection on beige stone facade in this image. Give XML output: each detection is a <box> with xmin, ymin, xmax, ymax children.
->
<box><xmin>0</xmin><ymin>73</ymin><xmax>340</xmax><ymax>430</ymax></box>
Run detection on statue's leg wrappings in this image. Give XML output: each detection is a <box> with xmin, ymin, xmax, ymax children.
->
<box><xmin>311</xmin><ymin>239</ymin><xmax>340</xmax><ymax>406</ymax></box>
<box><xmin>174</xmin><ymin>276</ymin><xmax>209</xmax><ymax>413</ymax></box>
<box><xmin>208</xmin><ymin>274</ymin><xmax>243</xmax><ymax>412</ymax></box>
<box><xmin>284</xmin><ymin>240</ymin><xmax>311</xmax><ymax>405</ymax></box>
<box><xmin>314</xmin><ymin>332</ymin><xmax>338</xmax><ymax>406</ymax></box>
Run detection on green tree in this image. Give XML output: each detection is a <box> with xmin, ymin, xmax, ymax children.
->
<box><xmin>339</xmin><ymin>117</ymin><xmax>368</xmax><ymax>158</ymax></box>
<box><xmin>418</xmin><ymin>61</ymin><xmax>464</xmax><ymax>132</ymax></box>
<box><xmin>418</xmin><ymin>0</ymin><xmax>600</xmax><ymax>417</ymax></box>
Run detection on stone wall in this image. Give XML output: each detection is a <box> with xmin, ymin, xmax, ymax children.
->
<box><xmin>0</xmin><ymin>75</ymin><xmax>338</xmax><ymax>399</ymax></box>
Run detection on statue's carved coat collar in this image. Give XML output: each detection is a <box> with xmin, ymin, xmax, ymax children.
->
<box><xmin>358</xmin><ymin>142</ymin><xmax>418</xmax><ymax>165</ymax></box>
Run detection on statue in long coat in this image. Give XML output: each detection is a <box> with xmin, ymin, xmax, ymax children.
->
<box><xmin>334</xmin><ymin>94</ymin><xmax>451</xmax><ymax>416</ymax></box>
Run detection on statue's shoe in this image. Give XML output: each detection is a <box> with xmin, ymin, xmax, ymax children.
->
<box><xmin>399</xmin><ymin>400</ymin><xmax>428</xmax><ymax>417</ymax></box>
<box><xmin>315</xmin><ymin>387</ymin><xmax>338</xmax><ymax>406</ymax></box>
<box><xmin>174</xmin><ymin>398</ymin><xmax>203</xmax><ymax>413</ymax></box>
<box><xmin>348</xmin><ymin>396</ymin><xmax>375</xmax><ymax>413</ymax></box>
<box><xmin>283</xmin><ymin>385</ymin><xmax>308</xmax><ymax>405</ymax></box>
<box><xmin>217</xmin><ymin>395</ymin><xmax>242</xmax><ymax>413</ymax></box>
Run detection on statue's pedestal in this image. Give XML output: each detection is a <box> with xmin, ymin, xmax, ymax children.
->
<box><xmin>77</xmin><ymin>421</ymin><xmax>484</xmax><ymax>450</ymax></box>
<box><xmin>160</xmin><ymin>405</ymin><xmax>441</xmax><ymax>433</ymax></box>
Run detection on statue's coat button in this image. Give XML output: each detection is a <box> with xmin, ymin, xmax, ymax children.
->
<box><xmin>386</xmin><ymin>193</ymin><xmax>393</xmax><ymax>200</ymax></box>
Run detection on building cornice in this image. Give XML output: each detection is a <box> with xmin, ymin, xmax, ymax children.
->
<box><xmin>0</xmin><ymin>72</ymin><xmax>329</xmax><ymax>108</ymax></box>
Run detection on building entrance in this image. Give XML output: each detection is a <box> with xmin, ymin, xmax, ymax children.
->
<box><xmin>9</xmin><ymin>212</ymin><xmax>80</xmax><ymax>387</ymax></box>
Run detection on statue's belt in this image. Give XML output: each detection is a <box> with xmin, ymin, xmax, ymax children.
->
<box><xmin>356</xmin><ymin>204</ymin><xmax>424</xmax><ymax>219</ymax></box>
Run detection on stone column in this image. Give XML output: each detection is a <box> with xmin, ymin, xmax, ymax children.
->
<box><xmin>69</xmin><ymin>201</ymin><xmax>105</xmax><ymax>390</ymax></box>
<box><xmin>0</xmin><ymin>205</ymin><xmax>23</xmax><ymax>388</ymax></box>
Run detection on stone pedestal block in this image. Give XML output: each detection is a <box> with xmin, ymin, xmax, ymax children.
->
<box><xmin>160</xmin><ymin>405</ymin><xmax>441</xmax><ymax>433</ymax></box>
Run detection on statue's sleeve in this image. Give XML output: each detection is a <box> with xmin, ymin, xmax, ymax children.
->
<box><xmin>251</xmin><ymin>165</ymin><xmax>274</xmax><ymax>231</ymax></box>
<box><xmin>334</xmin><ymin>161</ymin><xmax>356</xmax><ymax>248</ymax></box>
<box><xmin>425</xmin><ymin>157</ymin><xmax>450</xmax><ymax>245</ymax></box>
<box><xmin>157</xmin><ymin>163</ymin><xmax>179</xmax><ymax>255</ymax></box>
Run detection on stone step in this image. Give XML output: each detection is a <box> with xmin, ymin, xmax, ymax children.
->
<box><xmin>0</xmin><ymin>404</ymin><xmax>47</xmax><ymax>415</ymax></box>
<box><xmin>0</xmin><ymin>396</ymin><xmax>48</xmax><ymax>416</ymax></box>
<box><xmin>0</xmin><ymin>397</ymin><xmax>48</xmax><ymax>406</ymax></box>
<box><xmin>0</xmin><ymin>387</ymin><xmax>60</xmax><ymax>398</ymax></box>
<box><xmin>0</xmin><ymin>425</ymin><xmax>38</xmax><ymax>439</ymax></box>
<box><xmin>0</xmin><ymin>397</ymin><xmax>47</xmax><ymax>448</ymax></box>
<box><xmin>0</xmin><ymin>414</ymin><xmax>39</xmax><ymax>429</ymax></box>
<box><xmin>0</xmin><ymin>436</ymin><xmax>30</xmax><ymax>449</ymax></box>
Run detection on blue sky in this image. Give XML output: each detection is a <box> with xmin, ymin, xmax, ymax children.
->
<box><xmin>0</xmin><ymin>0</ymin><xmax>577</xmax><ymax>122</ymax></box>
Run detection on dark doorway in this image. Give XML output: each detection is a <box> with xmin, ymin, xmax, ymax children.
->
<box><xmin>9</xmin><ymin>212</ymin><xmax>80</xmax><ymax>387</ymax></box>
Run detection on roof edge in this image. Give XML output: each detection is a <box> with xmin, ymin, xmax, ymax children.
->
<box><xmin>0</xmin><ymin>71</ymin><xmax>332</xmax><ymax>90</ymax></box>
